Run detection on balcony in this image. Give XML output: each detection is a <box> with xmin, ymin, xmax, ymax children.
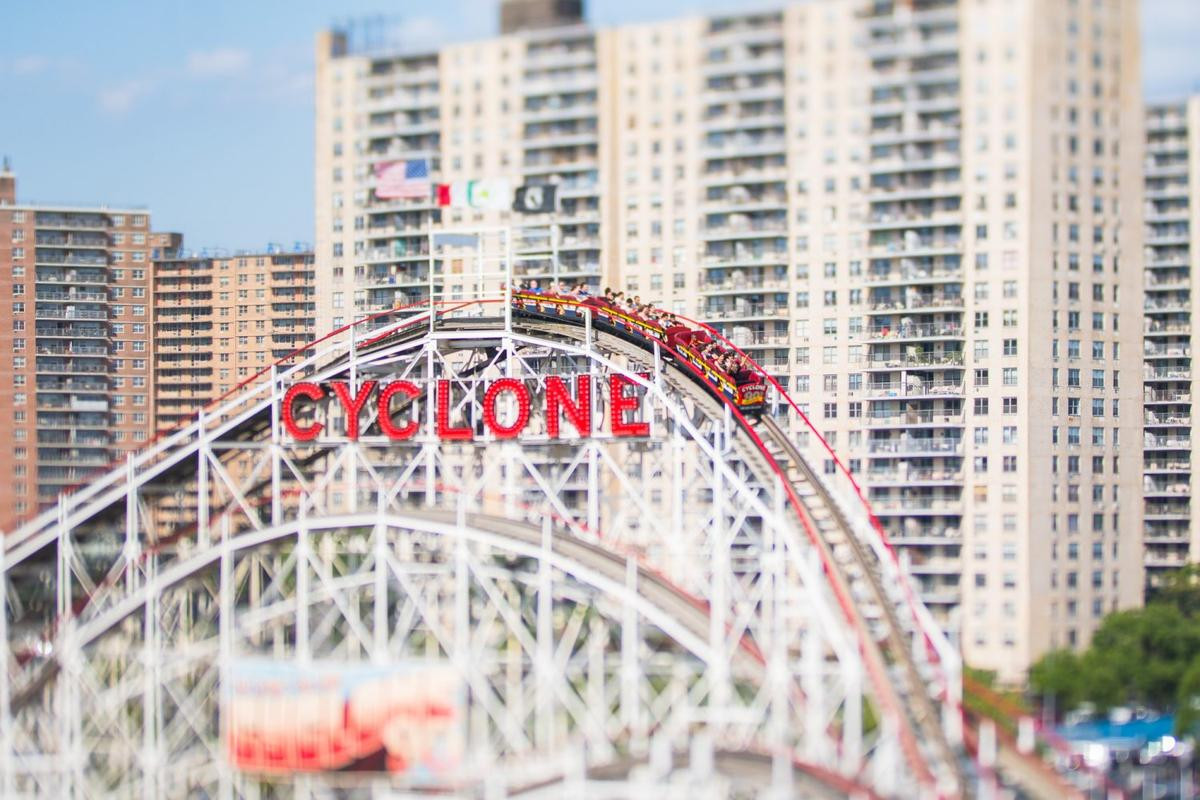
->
<box><xmin>1145</xmin><ymin>435</ymin><xmax>1191</xmax><ymax>450</ymax></box>
<box><xmin>35</xmin><ymin>290</ymin><xmax>107</xmax><ymax>302</ymax></box>
<box><xmin>36</xmin><ymin>360</ymin><xmax>107</xmax><ymax>375</ymax></box>
<box><xmin>34</xmin><ymin>214</ymin><xmax>110</xmax><ymax>231</ymax></box>
<box><xmin>1144</xmin><ymin>299</ymin><xmax>1192</xmax><ymax>315</ymax></box>
<box><xmin>703</xmin><ymin>303</ymin><xmax>789</xmax><ymax>321</ymax></box>
<box><xmin>36</xmin><ymin>343</ymin><xmax>106</xmax><ymax>356</ymax></box>
<box><xmin>35</xmin><ymin>252</ymin><xmax>108</xmax><ymax>267</ymax></box>
<box><xmin>702</xmin><ymin>49</ymin><xmax>786</xmax><ymax>78</ymax></box>
<box><xmin>865</xmin><ymin>264</ymin><xmax>962</xmax><ymax>286</ymax></box>
<box><xmin>701</xmin><ymin>164</ymin><xmax>789</xmax><ymax>186</ymax></box>
<box><xmin>866</xmin><ymin>351</ymin><xmax>963</xmax><ymax>370</ymax></box>
<box><xmin>34</xmin><ymin>233</ymin><xmax>108</xmax><ymax>247</ymax></box>
<box><xmin>701</xmin><ymin>82</ymin><xmax>786</xmax><ymax>106</ymax></box>
<box><xmin>700</xmin><ymin>277</ymin><xmax>789</xmax><ymax>293</ymax></box>
<box><xmin>701</xmin><ymin>109</ymin><xmax>786</xmax><ymax>132</ymax></box>
<box><xmin>1144</xmin><ymin>504</ymin><xmax>1191</xmax><ymax>520</ymax></box>
<box><xmin>703</xmin><ymin>250</ymin><xmax>789</xmax><ymax>267</ymax></box>
<box><xmin>728</xmin><ymin>332</ymin><xmax>790</xmax><ymax>347</ymax></box>
<box><xmin>1145</xmin><ymin>412</ymin><xmax>1191</xmax><ymax>426</ymax></box>
<box><xmin>558</xmin><ymin>234</ymin><xmax>601</xmax><ymax>250</ymax></box>
<box><xmin>867</xmin><ymin>438</ymin><xmax>963</xmax><ymax>455</ymax></box>
<box><xmin>523</xmin><ymin>71</ymin><xmax>600</xmax><ymax>98</ymax></box>
<box><xmin>868</xmin><ymin>180</ymin><xmax>963</xmax><ymax>201</ymax></box>
<box><xmin>35</xmin><ymin>271</ymin><xmax>108</xmax><ymax>286</ymax></box>
<box><xmin>866</xmin><ymin>210</ymin><xmax>962</xmax><ymax>232</ymax></box>
<box><xmin>866</xmin><ymin>467</ymin><xmax>963</xmax><ymax>486</ymax></box>
<box><xmin>1145</xmin><ymin>389</ymin><xmax>1191</xmax><ymax>403</ymax></box>
<box><xmin>1144</xmin><ymin>344</ymin><xmax>1191</xmax><ymax>358</ymax></box>
<box><xmin>1145</xmin><ymin>320</ymin><xmax>1191</xmax><ymax>335</ymax></box>
<box><xmin>1145</xmin><ymin>366</ymin><xmax>1192</xmax><ymax>381</ymax></box>
<box><xmin>865</xmin><ymin>409</ymin><xmax>963</xmax><ymax>427</ymax></box>
<box><xmin>701</xmin><ymin>134</ymin><xmax>786</xmax><ymax>156</ymax></box>
<box><xmin>866</xmin><ymin>379</ymin><xmax>963</xmax><ymax>398</ymax></box>
<box><xmin>1144</xmin><ymin>276</ymin><xmax>1190</xmax><ymax>290</ymax></box>
<box><xmin>36</xmin><ymin>378</ymin><xmax>108</xmax><ymax>393</ymax></box>
<box><xmin>1144</xmin><ymin>160</ymin><xmax>1189</xmax><ymax>178</ymax></box>
<box><xmin>866</xmin><ymin>321</ymin><xmax>962</xmax><ymax>341</ymax></box>
<box><xmin>868</xmin><ymin>236</ymin><xmax>963</xmax><ymax>258</ymax></box>
<box><xmin>1144</xmin><ymin>478</ymin><xmax>1191</xmax><ymax>497</ymax></box>
<box><xmin>34</xmin><ymin>307</ymin><xmax>108</xmax><ymax>321</ymax></box>
<box><xmin>1146</xmin><ymin>552</ymin><xmax>1195</xmax><ymax>570</ymax></box>
<box><xmin>1144</xmin><ymin>459</ymin><xmax>1191</xmax><ymax>473</ymax></box>
<box><xmin>38</xmin><ymin>450</ymin><xmax>110</xmax><ymax>467</ymax></box>
<box><xmin>872</xmin><ymin>496</ymin><xmax>962</xmax><ymax>514</ymax></box>
<box><xmin>35</xmin><ymin>326</ymin><xmax>107</xmax><ymax>340</ymax></box>
<box><xmin>363</xmin><ymin>245</ymin><xmax>431</xmax><ymax>264</ymax></box>
<box><xmin>868</xmin><ymin>151</ymin><xmax>961</xmax><ymax>175</ymax></box>
<box><xmin>701</xmin><ymin>220</ymin><xmax>788</xmax><ymax>240</ymax></box>
<box><xmin>521</xmin><ymin>101</ymin><xmax>597</xmax><ymax>124</ymax></box>
<box><xmin>867</xmin><ymin>294</ymin><xmax>964</xmax><ymax>313</ymax></box>
<box><xmin>702</xmin><ymin>192</ymin><xmax>789</xmax><ymax>213</ymax></box>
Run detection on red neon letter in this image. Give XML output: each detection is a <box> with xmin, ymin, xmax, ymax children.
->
<box><xmin>377</xmin><ymin>380</ymin><xmax>420</xmax><ymax>439</ymax></box>
<box><xmin>329</xmin><ymin>380</ymin><xmax>377</xmax><ymax>440</ymax></box>
<box><xmin>609</xmin><ymin>374</ymin><xmax>650</xmax><ymax>437</ymax></box>
<box><xmin>282</xmin><ymin>382</ymin><xmax>324</xmax><ymax>441</ymax></box>
<box><xmin>482</xmin><ymin>378</ymin><xmax>531</xmax><ymax>439</ymax></box>
<box><xmin>436</xmin><ymin>379</ymin><xmax>473</xmax><ymax>440</ymax></box>
<box><xmin>546</xmin><ymin>375</ymin><xmax>591</xmax><ymax>438</ymax></box>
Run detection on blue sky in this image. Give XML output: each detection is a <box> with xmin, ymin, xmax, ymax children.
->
<box><xmin>0</xmin><ymin>0</ymin><xmax>1197</xmax><ymax>251</ymax></box>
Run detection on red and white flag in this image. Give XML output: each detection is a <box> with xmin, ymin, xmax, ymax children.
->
<box><xmin>435</xmin><ymin>179</ymin><xmax>512</xmax><ymax>210</ymax></box>
<box><xmin>375</xmin><ymin>159</ymin><xmax>431</xmax><ymax>200</ymax></box>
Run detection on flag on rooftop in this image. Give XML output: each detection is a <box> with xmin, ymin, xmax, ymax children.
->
<box><xmin>375</xmin><ymin>159</ymin><xmax>430</xmax><ymax>200</ymax></box>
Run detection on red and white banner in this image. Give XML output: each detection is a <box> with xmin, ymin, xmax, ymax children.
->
<box><xmin>226</xmin><ymin>660</ymin><xmax>462</xmax><ymax>780</ymax></box>
<box><xmin>435</xmin><ymin>178</ymin><xmax>512</xmax><ymax>210</ymax></box>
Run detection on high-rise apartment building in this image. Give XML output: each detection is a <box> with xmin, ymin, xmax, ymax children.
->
<box><xmin>313</xmin><ymin>0</ymin><xmax>1144</xmax><ymax>681</ymax></box>
<box><xmin>0</xmin><ymin>165</ymin><xmax>162</xmax><ymax>531</ymax></box>
<box><xmin>153</xmin><ymin>247</ymin><xmax>316</xmax><ymax>434</ymax></box>
<box><xmin>1143</xmin><ymin>98</ymin><xmax>1200</xmax><ymax>587</ymax></box>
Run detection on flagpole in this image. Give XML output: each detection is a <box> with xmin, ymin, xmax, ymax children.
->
<box><xmin>552</xmin><ymin>217</ymin><xmax>560</xmax><ymax>292</ymax></box>
<box><xmin>427</xmin><ymin>212</ymin><xmax>435</xmax><ymax>334</ymax></box>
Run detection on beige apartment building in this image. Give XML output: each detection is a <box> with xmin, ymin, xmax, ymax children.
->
<box><xmin>314</xmin><ymin>0</ymin><xmax>1145</xmax><ymax>681</ymax></box>
<box><xmin>0</xmin><ymin>164</ymin><xmax>165</xmax><ymax>532</ymax></box>
<box><xmin>1143</xmin><ymin>98</ymin><xmax>1200</xmax><ymax>587</ymax></box>
<box><xmin>153</xmin><ymin>247</ymin><xmax>316</xmax><ymax>434</ymax></box>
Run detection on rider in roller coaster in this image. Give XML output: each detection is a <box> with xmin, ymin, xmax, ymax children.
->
<box><xmin>511</xmin><ymin>280</ymin><xmax>755</xmax><ymax>381</ymax></box>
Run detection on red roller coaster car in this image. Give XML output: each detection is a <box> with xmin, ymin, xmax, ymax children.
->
<box><xmin>511</xmin><ymin>290</ymin><xmax>767</xmax><ymax>413</ymax></box>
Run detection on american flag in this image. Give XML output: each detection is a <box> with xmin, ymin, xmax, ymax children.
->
<box><xmin>375</xmin><ymin>159</ymin><xmax>430</xmax><ymax>200</ymax></box>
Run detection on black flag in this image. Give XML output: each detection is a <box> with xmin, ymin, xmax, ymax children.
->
<box><xmin>512</xmin><ymin>184</ymin><xmax>557</xmax><ymax>214</ymax></box>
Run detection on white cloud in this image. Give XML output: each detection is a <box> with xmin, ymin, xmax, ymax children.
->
<box><xmin>186</xmin><ymin>47</ymin><xmax>251</xmax><ymax>79</ymax></box>
<box><xmin>11</xmin><ymin>55</ymin><xmax>49</xmax><ymax>76</ymax></box>
<box><xmin>395</xmin><ymin>16</ymin><xmax>449</xmax><ymax>45</ymax></box>
<box><xmin>97</xmin><ymin>78</ymin><xmax>157</xmax><ymax>114</ymax></box>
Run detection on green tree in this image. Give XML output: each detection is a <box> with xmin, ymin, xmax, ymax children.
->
<box><xmin>1028</xmin><ymin>589</ymin><xmax>1200</xmax><ymax>720</ymax></box>
<box><xmin>1152</xmin><ymin>564</ymin><xmax>1200</xmax><ymax>618</ymax></box>
<box><xmin>1081</xmin><ymin>604</ymin><xmax>1200</xmax><ymax>710</ymax></box>
<box><xmin>1176</xmin><ymin>656</ymin><xmax>1200</xmax><ymax>737</ymax></box>
<box><xmin>1028</xmin><ymin>649</ymin><xmax>1084</xmax><ymax>712</ymax></box>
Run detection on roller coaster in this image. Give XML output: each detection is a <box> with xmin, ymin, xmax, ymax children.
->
<box><xmin>0</xmin><ymin>248</ymin><xmax>996</xmax><ymax>797</ymax></box>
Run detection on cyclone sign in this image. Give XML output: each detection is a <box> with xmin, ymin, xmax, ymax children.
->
<box><xmin>226</xmin><ymin>660</ymin><xmax>462</xmax><ymax>780</ymax></box>
<box><xmin>281</xmin><ymin>374</ymin><xmax>653</xmax><ymax>442</ymax></box>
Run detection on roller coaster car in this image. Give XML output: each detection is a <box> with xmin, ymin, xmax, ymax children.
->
<box><xmin>511</xmin><ymin>291</ymin><xmax>766</xmax><ymax>414</ymax></box>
